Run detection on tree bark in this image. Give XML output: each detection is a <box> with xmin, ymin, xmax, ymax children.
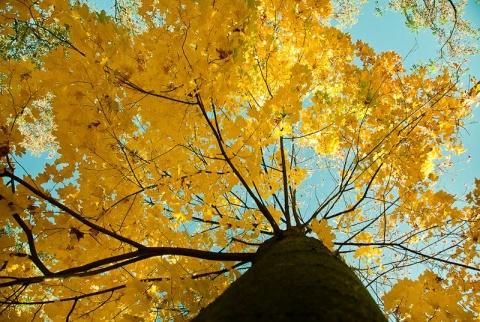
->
<box><xmin>192</xmin><ymin>233</ymin><xmax>386</xmax><ymax>322</ymax></box>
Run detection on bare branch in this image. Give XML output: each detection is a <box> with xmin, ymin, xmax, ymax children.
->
<box><xmin>279</xmin><ymin>136</ymin><xmax>291</xmax><ymax>228</ymax></box>
<box><xmin>325</xmin><ymin>163</ymin><xmax>383</xmax><ymax>220</ymax></box>
<box><xmin>334</xmin><ymin>241</ymin><xmax>480</xmax><ymax>272</ymax></box>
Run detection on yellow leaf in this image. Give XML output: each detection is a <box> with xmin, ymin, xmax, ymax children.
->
<box><xmin>310</xmin><ymin>219</ymin><xmax>335</xmax><ymax>251</ymax></box>
<box><xmin>353</xmin><ymin>245</ymin><xmax>382</xmax><ymax>259</ymax></box>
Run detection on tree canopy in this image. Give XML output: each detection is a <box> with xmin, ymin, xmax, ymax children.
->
<box><xmin>0</xmin><ymin>0</ymin><xmax>479</xmax><ymax>320</ymax></box>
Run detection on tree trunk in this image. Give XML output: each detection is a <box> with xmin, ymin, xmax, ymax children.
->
<box><xmin>192</xmin><ymin>233</ymin><xmax>386</xmax><ymax>322</ymax></box>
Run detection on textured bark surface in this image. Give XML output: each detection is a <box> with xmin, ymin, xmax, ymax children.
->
<box><xmin>192</xmin><ymin>233</ymin><xmax>386</xmax><ymax>322</ymax></box>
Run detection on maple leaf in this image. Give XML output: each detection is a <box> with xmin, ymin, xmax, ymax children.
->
<box><xmin>69</xmin><ymin>227</ymin><xmax>85</xmax><ymax>241</ymax></box>
<box><xmin>0</xmin><ymin>145</ymin><xmax>9</xmax><ymax>158</ymax></box>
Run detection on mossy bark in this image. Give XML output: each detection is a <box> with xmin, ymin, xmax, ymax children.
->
<box><xmin>192</xmin><ymin>233</ymin><xmax>386</xmax><ymax>322</ymax></box>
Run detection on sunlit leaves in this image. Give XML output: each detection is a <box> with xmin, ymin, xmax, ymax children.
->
<box><xmin>383</xmin><ymin>270</ymin><xmax>476</xmax><ymax>321</ymax></box>
<box><xmin>310</xmin><ymin>219</ymin><xmax>335</xmax><ymax>250</ymax></box>
<box><xmin>353</xmin><ymin>232</ymin><xmax>382</xmax><ymax>260</ymax></box>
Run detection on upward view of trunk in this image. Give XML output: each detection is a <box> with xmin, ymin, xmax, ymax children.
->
<box><xmin>193</xmin><ymin>233</ymin><xmax>386</xmax><ymax>322</ymax></box>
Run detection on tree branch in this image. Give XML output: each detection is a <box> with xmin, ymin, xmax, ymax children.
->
<box><xmin>195</xmin><ymin>94</ymin><xmax>281</xmax><ymax>235</ymax></box>
<box><xmin>279</xmin><ymin>136</ymin><xmax>291</xmax><ymax>228</ymax></box>
<box><xmin>1</xmin><ymin>170</ymin><xmax>146</xmax><ymax>249</ymax></box>
<box><xmin>0</xmin><ymin>246</ymin><xmax>255</xmax><ymax>288</ymax></box>
<box><xmin>334</xmin><ymin>241</ymin><xmax>480</xmax><ymax>272</ymax></box>
<box><xmin>11</xmin><ymin>214</ymin><xmax>52</xmax><ymax>276</ymax></box>
<box><xmin>325</xmin><ymin>163</ymin><xmax>383</xmax><ymax>220</ymax></box>
<box><xmin>117</xmin><ymin>76</ymin><xmax>197</xmax><ymax>105</ymax></box>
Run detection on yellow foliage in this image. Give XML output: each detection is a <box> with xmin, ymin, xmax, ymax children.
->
<box><xmin>353</xmin><ymin>245</ymin><xmax>382</xmax><ymax>259</ymax></box>
<box><xmin>383</xmin><ymin>270</ymin><xmax>476</xmax><ymax>321</ymax></box>
<box><xmin>310</xmin><ymin>220</ymin><xmax>335</xmax><ymax>251</ymax></box>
